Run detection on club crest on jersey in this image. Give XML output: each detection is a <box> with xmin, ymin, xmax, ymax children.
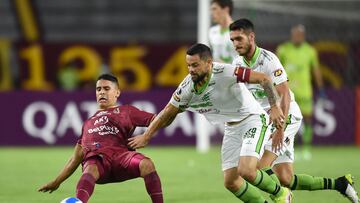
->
<box><xmin>113</xmin><ymin>107</ymin><xmax>120</xmax><ymax>114</ymax></box>
<box><xmin>273</xmin><ymin>69</ymin><xmax>283</xmax><ymax>77</ymax></box>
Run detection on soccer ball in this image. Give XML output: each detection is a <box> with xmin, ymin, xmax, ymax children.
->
<box><xmin>60</xmin><ymin>197</ymin><xmax>83</xmax><ymax>203</ymax></box>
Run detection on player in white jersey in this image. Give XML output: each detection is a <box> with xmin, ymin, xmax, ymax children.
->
<box><xmin>209</xmin><ymin>0</ymin><xmax>237</xmax><ymax>63</ymax></box>
<box><xmin>129</xmin><ymin>43</ymin><xmax>293</xmax><ymax>203</ymax></box>
<box><xmin>229</xmin><ymin>18</ymin><xmax>359</xmax><ymax>203</ymax></box>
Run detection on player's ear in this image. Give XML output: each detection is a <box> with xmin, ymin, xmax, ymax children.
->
<box><xmin>249</xmin><ymin>32</ymin><xmax>255</xmax><ymax>42</ymax></box>
<box><xmin>116</xmin><ymin>89</ymin><xmax>121</xmax><ymax>98</ymax></box>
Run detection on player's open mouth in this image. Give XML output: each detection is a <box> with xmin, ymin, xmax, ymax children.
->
<box><xmin>99</xmin><ymin>98</ymin><xmax>107</xmax><ymax>102</ymax></box>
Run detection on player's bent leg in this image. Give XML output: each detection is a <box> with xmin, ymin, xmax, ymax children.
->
<box><xmin>239</xmin><ymin>156</ymin><xmax>292</xmax><ymax>203</ymax></box>
<box><xmin>138</xmin><ymin>157</ymin><xmax>163</xmax><ymax>203</ymax></box>
<box><xmin>258</xmin><ymin>150</ymin><xmax>281</xmax><ymax>184</ymax></box>
<box><xmin>289</xmin><ymin>173</ymin><xmax>359</xmax><ymax>203</ymax></box>
<box><xmin>272</xmin><ymin>163</ymin><xmax>294</xmax><ymax>187</ymax></box>
<box><xmin>223</xmin><ymin>167</ymin><xmax>267</xmax><ymax>203</ymax></box>
<box><xmin>76</xmin><ymin>158</ymin><xmax>102</xmax><ymax>203</ymax></box>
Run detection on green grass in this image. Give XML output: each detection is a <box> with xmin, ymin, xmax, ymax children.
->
<box><xmin>1</xmin><ymin>146</ymin><xmax>359</xmax><ymax>203</ymax></box>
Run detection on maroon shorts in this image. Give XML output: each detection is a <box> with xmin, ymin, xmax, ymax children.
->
<box><xmin>83</xmin><ymin>151</ymin><xmax>148</xmax><ymax>184</ymax></box>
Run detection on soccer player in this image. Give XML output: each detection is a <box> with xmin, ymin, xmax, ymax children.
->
<box><xmin>38</xmin><ymin>74</ymin><xmax>163</xmax><ymax>203</ymax></box>
<box><xmin>128</xmin><ymin>43</ymin><xmax>293</xmax><ymax>203</ymax></box>
<box><xmin>230</xmin><ymin>18</ymin><xmax>359</xmax><ymax>203</ymax></box>
<box><xmin>209</xmin><ymin>0</ymin><xmax>237</xmax><ymax>63</ymax></box>
<box><xmin>276</xmin><ymin>24</ymin><xmax>324</xmax><ymax>160</ymax></box>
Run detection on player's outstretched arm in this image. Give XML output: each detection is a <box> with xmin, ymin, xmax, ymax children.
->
<box><xmin>128</xmin><ymin>103</ymin><xmax>181</xmax><ymax>149</ymax></box>
<box><xmin>38</xmin><ymin>144</ymin><xmax>83</xmax><ymax>193</ymax></box>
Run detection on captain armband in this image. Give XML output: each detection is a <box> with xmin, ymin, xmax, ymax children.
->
<box><xmin>235</xmin><ymin>67</ymin><xmax>251</xmax><ymax>83</ymax></box>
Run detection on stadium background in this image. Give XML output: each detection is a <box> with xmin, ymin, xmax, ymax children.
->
<box><xmin>0</xmin><ymin>0</ymin><xmax>359</xmax><ymax>202</ymax></box>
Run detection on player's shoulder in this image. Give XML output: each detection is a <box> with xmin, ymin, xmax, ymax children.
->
<box><xmin>209</xmin><ymin>25</ymin><xmax>221</xmax><ymax>34</ymax></box>
<box><xmin>212</xmin><ymin>62</ymin><xmax>235</xmax><ymax>73</ymax></box>
<box><xmin>259</xmin><ymin>47</ymin><xmax>279</xmax><ymax>62</ymax></box>
<box><xmin>232</xmin><ymin>55</ymin><xmax>244</xmax><ymax>65</ymax></box>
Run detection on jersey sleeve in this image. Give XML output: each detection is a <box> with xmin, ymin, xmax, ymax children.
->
<box><xmin>169</xmin><ymin>76</ymin><xmax>192</xmax><ymax>110</ymax></box>
<box><xmin>127</xmin><ymin>105</ymin><xmax>155</xmax><ymax>127</ymax></box>
<box><xmin>266</xmin><ymin>53</ymin><xmax>288</xmax><ymax>85</ymax></box>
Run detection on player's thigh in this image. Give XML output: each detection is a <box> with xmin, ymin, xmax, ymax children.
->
<box><xmin>239</xmin><ymin>114</ymin><xmax>270</xmax><ymax>160</ymax></box>
<box><xmin>265</xmin><ymin>116</ymin><xmax>301</xmax><ymax>166</ymax></box>
<box><xmin>111</xmin><ymin>151</ymin><xmax>148</xmax><ymax>182</ymax></box>
<box><xmin>258</xmin><ymin>150</ymin><xmax>278</xmax><ymax>169</ymax></box>
<box><xmin>83</xmin><ymin>155</ymin><xmax>109</xmax><ymax>183</ymax></box>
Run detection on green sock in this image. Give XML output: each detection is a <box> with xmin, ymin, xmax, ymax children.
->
<box><xmin>250</xmin><ymin>169</ymin><xmax>284</xmax><ymax>197</ymax></box>
<box><xmin>233</xmin><ymin>181</ymin><xmax>267</xmax><ymax>203</ymax></box>
<box><xmin>262</xmin><ymin>167</ymin><xmax>280</xmax><ymax>184</ymax></box>
<box><xmin>290</xmin><ymin>174</ymin><xmax>335</xmax><ymax>190</ymax></box>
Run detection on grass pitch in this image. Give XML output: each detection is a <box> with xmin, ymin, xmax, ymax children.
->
<box><xmin>0</xmin><ymin>146</ymin><xmax>359</xmax><ymax>203</ymax></box>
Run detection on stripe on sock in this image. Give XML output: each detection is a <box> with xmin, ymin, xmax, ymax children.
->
<box><xmin>290</xmin><ymin>175</ymin><xmax>298</xmax><ymax>190</ymax></box>
<box><xmin>324</xmin><ymin>178</ymin><xmax>328</xmax><ymax>189</ymax></box>
<box><xmin>236</xmin><ymin>182</ymin><xmax>249</xmax><ymax>198</ymax></box>
<box><xmin>272</xmin><ymin>184</ymin><xmax>281</xmax><ymax>195</ymax></box>
<box><xmin>254</xmin><ymin>170</ymin><xmax>264</xmax><ymax>186</ymax></box>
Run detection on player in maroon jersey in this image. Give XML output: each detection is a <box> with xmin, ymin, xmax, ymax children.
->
<box><xmin>38</xmin><ymin>74</ymin><xmax>163</xmax><ymax>203</ymax></box>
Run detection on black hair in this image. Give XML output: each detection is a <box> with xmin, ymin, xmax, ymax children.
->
<box><xmin>97</xmin><ymin>73</ymin><xmax>119</xmax><ymax>88</ymax></box>
<box><xmin>211</xmin><ymin>0</ymin><xmax>233</xmax><ymax>15</ymax></box>
<box><xmin>229</xmin><ymin>18</ymin><xmax>255</xmax><ymax>33</ymax></box>
<box><xmin>186</xmin><ymin>43</ymin><xmax>213</xmax><ymax>60</ymax></box>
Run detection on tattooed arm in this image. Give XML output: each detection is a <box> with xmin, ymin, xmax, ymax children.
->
<box><xmin>128</xmin><ymin>103</ymin><xmax>181</xmax><ymax>149</ymax></box>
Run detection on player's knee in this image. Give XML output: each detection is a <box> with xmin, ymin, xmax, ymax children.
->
<box><xmin>278</xmin><ymin>172</ymin><xmax>293</xmax><ymax>187</ymax></box>
<box><xmin>224</xmin><ymin>179</ymin><xmax>238</xmax><ymax>192</ymax></box>
<box><xmin>139</xmin><ymin>158</ymin><xmax>156</xmax><ymax>177</ymax></box>
<box><xmin>238</xmin><ymin>167</ymin><xmax>257</xmax><ymax>182</ymax></box>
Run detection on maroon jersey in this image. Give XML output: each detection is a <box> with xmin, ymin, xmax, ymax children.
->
<box><xmin>78</xmin><ymin>105</ymin><xmax>154</xmax><ymax>160</ymax></box>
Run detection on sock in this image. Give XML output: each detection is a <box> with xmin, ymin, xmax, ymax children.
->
<box><xmin>290</xmin><ymin>174</ymin><xmax>336</xmax><ymax>191</ymax></box>
<box><xmin>76</xmin><ymin>173</ymin><xmax>96</xmax><ymax>203</ymax></box>
<box><xmin>262</xmin><ymin>167</ymin><xmax>280</xmax><ymax>185</ymax></box>
<box><xmin>233</xmin><ymin>181</ymin><xmax>267</xmax><ymax>203</ymax></box>
<box><xmin>144</xmin><ymin>171</ymin><xmax>163</xmax><ymax>203</ymax></box>
<box><xmin>250</xmin><ymin>169</ymin><xmax>284</xmax><ymax>197</ymax></box>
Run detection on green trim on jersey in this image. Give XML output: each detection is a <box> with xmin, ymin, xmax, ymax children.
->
<box><xmin>284</xmin><ymin>114</ymin><xmax>292</xmax><ymax>131</ymax></box>
<box><xmin>243</xmin><ymin>46</ymin><xmax>260</xmax><ymax>68</ymax></box>
<box><xmin>255</xmin><ymin>114</ymin><xmax>268</xmax><ymax>154</ymax></box>
<box><xmin>220</xmin><ymin>27</ymin><xmax>229</xmax><ymax>35</ymax></box>
<box><xmin>193</xmin><ymin>71</ymin><xmax>212</xmax><ymax>95</ymax></box>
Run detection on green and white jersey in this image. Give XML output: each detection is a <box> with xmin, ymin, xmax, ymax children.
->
<box><xmin>232</xmin><ymin>47</ymin><xmax>302</xmax><ymax>119</ymax></box>
<box><xmin>169</xmin><ymin>62</ymin><xmax>266</xmax><ymax>125</ymax></box>
<box><xmin>209</xmin><ymin>25</ymin><xmax>237</xmax><ymax>63</ymax></box>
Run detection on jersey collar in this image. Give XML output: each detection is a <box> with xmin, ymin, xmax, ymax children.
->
<box><xmin>243</xmin><ymin>46</ymin><xmax>260</xmax><ymax>68</ymax></box>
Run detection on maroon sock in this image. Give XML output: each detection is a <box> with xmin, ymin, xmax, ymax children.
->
<box><xmin>144</xmin><ymin>171</ymin><xmax>163</xmax><ymax>203</ymax></box>
<box><xmin>76</xmin><ymin>173</ymin><xmax>96</xmax><ymax>203</ymax></box>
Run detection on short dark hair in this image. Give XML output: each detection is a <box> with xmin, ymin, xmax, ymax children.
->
<box><xmin>97</xmin><ymin>73</ymin><xmax>119</xmax><ymax>88</ymax></box>
<box><xmin>211</xmin><ymin>0</ymin><xmax>233</xmax><ymax>15</ymax></box>
<box><xmin>229</xmin><ymin>18</ymin><xmax>255</xmax><ymax>34</ymax></box>
<box><xmin>186</xmin><ymin>43</ymin><xmax>213</xmax><ymax>61</ymax></box>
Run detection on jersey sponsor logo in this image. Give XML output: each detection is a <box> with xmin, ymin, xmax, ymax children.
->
<box><xmin>172</xmin><ymin>93</ymin><xmax>180</xmax><ymax>102</ymax></box>
<box><xmin>250</xmin><ymin>88</ymin><xmax>267</xmax><ymax>99</ymax></box>
<box><xmin>201</xmin><ymin>92</ymin><xmax>211</xmax><ymax>102</ymax></box>
<box><xmin>273</xmin><ymin>69</ymin><xmax>283</xmax><ymax>77</ymax></box>
<box><xmin>189</xmin><ymin>101</ymin><xmax>213</xmax><ymax>108</ymax></box>
<box><xmin>197</xmin><ymin>108</ymin><xmax>212</xmax><ymax>114</ymax></box>
<box><xmin>244</xmin><ymin>127</ymin><xmax>257</xmax><ymax>139</ymax></box>
<box><xmin>94</xmin><ymin>116</ymin><xmax>109</xmax><ymax>125</ymax></box>
<box><xmin>87</xmin><ymin>124</ymin><xmax>120</xmax><ymax>136</ymax></box>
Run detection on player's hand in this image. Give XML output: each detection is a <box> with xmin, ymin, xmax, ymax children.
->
<box><xmin>269</xmin><ymin>105</ymin><xmax>285</xmax><ymax>130</ymax></box>
<box><xmin>128</xmin><ymin>134</ymin><xmax>150</xmax><ymax>149</ymax></box>
<box><xmin>38</xmin><ymin>180</ymin><xmax>60</xmax><ymax>193</ymax></box>
<box><xmin>271</xmin><ymin>129</ymin><xmax>284</xmax><ymax>153</ymax></box>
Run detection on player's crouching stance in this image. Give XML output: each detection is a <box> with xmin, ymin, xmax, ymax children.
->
<box><xmin>38</xmin><ymin>74</ymin><xmax>164</xmax><ymax>203</ymax></box>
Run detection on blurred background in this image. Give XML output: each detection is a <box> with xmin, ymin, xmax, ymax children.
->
<box><xmin>0</xmin><ymin>0</ymin><xmax>359</xmax><ymax>202</ymax></box>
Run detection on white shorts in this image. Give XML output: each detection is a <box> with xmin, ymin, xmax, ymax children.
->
<box><xmin>221</xmin><ymin>114</ymin><xmax>271</xmax><ymax>171</ymax></box>
<box><xmin>264</xmin><ymin>114</ymin><xmax>302</xmax><ymax>166</ymax></box>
